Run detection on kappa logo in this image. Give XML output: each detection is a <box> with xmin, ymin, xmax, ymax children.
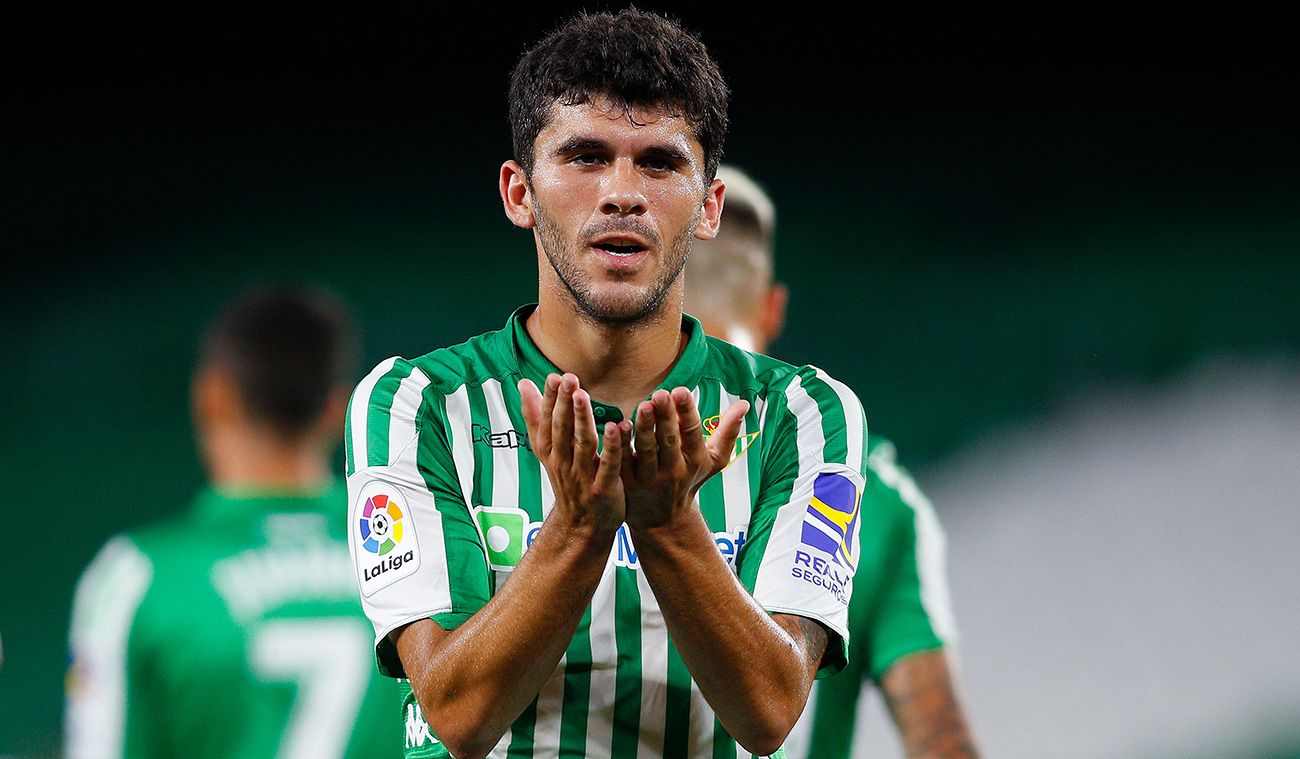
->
<box><xmin>404</xmin><ymin>702</ymin><xmax>438</xmax><ymax>749</ymax></box>
<box><xmin>702</xmin><ymin>414</ymin><xmax>760</xmax><ymax>468</ymax></box>
<box><xmin>473</xmin><ymin>423</ymin><xmax>529</xmax><ymax>450</ymax></box>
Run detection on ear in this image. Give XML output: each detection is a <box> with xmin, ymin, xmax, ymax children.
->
<box><xmin>316</xmin><ymin>386</ymin><xmax>351</xmax><ymax>446</ymax></box>
<box><xmin>192</xmin><ymin>366</ymin><xmax>242</xmax><ymax>432</ymax></box>
<box><xmin>694</xmin><ymin>176</ymin><xmax>726</xmax><ymax>240</ymax></box>
<box><xmin>500</xmin><ymin>160</ymin><xmax>535</xmax><ymax>229</ymax></box>
<box><xmin>762</xmin><ymin>282</ymin><xmax>789</xmax><ymax>345</ymax></box>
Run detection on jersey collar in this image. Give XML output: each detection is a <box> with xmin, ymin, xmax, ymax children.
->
<box><xmin>503</xmin><ymin>303</ymin><xmax>710</xmax><ymax>410</ymax></box>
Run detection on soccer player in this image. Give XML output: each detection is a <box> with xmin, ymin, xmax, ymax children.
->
<box><xmin>686</xmin><ymin>166</ymin><xmax>979</xmax><ymax>759</ymax></box>
<box><xmin>64</xmin><ymin>286</ymin><xmax>401</xmax><ymax>759</ymax></box>
<box><xmin>346</xmin><ymin>9</ymin><xmax>868</xmax><ymax>759</ymax></box>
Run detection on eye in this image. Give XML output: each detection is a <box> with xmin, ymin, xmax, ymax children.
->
<box><xmin>641</xmin><ymin>157</ymin><xmax>673</xmax><ymax>173</ymax></box>
<box><xmin>570</xmin><ymin>153</ymin><xmax>604</xmax><ymax>166</ymax></box>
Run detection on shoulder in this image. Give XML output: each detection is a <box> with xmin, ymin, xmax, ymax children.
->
<box><xmin>351</xmin><ymin>326</ymin><xmax>513</xmax><ymax>412</ymax></box>
<box><xmin>863</xmin><ymin>436</ymin><xmax>943</xmax><ymax>530</ymax></box>
<box><xmin>701</xmin><ymin>335</ymin><xmax>800</xmax><ymax>396</ymax></box>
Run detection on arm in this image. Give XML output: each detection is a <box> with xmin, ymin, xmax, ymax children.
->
<box><xmin>622</xmin><ymin>387</ymin><xmax>827</xmax><ymax>756</ymax></box>
<box><xmin>864</xmin><ymin>441</ymin><xmax>978</xmax><ymax>758</ymax></box>
<box><xmin>632</xmin><ymin>512</ymin><xmax>827</xmax><ymax>756</ymax></box>
<box><xmin>394</xmin><ymin>373</ymin><xmax>626</xmax><ymax>759</ymax></box>
<box><xmin>880</xmin><ymin>649</ymin><xmax>979</xmax><ymax>759</ymax></box>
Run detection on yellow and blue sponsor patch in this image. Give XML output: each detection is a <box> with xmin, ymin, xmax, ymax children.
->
<box><xmin>800</xmin><ymin>472</ymin><xmax>860</xmax><ymax>569</ymax></box>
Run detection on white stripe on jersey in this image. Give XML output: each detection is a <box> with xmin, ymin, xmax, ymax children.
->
<box><xmin>812</xmin><ymin>366</ymin><xmax>866</xmax><ymax>470</ymax></box>
<box><xmin>387</xmin><ymin>367</ymin><xmax>432</xmax><ymax>474</ymax></box>
<box><xmin>636</xmin><ymin>569</ymin><xmax>669</xmax><ymax>759</ymax></box>
<box><xmin>868</xmin><ymin>444</ymin><xmax>958</xmax><ymax>644</ymax></box>
<box><xmin>720</xmin><ymin>390</ymin><xmax>753</xmax><ymax>533</ymax></box>
<box><xmin>584</xmin><ymin>560</ymin><xmax>619</xmax><ymax>759</ymax></box>
<box><xmin>482</xmin><ymin>380</ymin><xmax>521</xmax><ymax>508</ymax></box>
<box><xmin>350</xmin><ymin>356</ymin><xmax>398</xmax><ymax>470</ymax></box>
<box><xmin>532</xmin><ymin>654</ymin><xmax>568</xmax><ymax>755</ymax></box>
<box><xmin>65</xmin><ymin>537</ymin><xmax>153</xmax><ymax>759</ymax></box>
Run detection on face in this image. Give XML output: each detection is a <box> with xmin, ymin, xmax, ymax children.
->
<box><xmin>504</xmin><ymin>97</ymin><xmax>723</xmax><ymax>325</ymax></box>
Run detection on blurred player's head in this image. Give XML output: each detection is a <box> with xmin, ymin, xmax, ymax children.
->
<box><xmin>500</xmin><ymin>9</ymin><xmax>730</xmax><ymax>326</ymax></box>
<box><xmin>684</xmin><ymin>165</ymin><xmax>787</xmax><ymax>353</ymax></box>
<box><xmin>193</xmin><ymin>285</ymin><xmax>359</xmax><ymax>486</ymax></box>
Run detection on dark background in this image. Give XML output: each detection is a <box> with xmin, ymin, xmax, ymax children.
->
<box><xmin>3</xmin><ymin>6</ymin><xmax>1297</xmax><ymax>755</ymax></box>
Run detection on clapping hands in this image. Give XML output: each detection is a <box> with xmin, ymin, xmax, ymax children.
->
<box><xmin>517</xmin><ymin>374</ymin><xmax>749</xmax><ymax>533</ymax></box>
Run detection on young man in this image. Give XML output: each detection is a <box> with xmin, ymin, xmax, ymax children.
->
<box><xmin>64</xmin><ymin>287</ymin><xmax>401</xmax><ymax>758</ymax></box>
<box><xmin>348</xmin><ymin>10</ymin><xmax>867</xmax><ymax>759</ymax></box>
<box><xmin>686</xmin><ymin>166</ymin><xmax>979</xmax><ymax>759</ymax></box>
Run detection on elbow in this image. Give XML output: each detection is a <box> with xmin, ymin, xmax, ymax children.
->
<box><xmin>427</xmin><ymin>721</ymin><xmax>500</xmax><ymax>759</ymax></box>
<box><xmin>732</xmin><ymin>704</ymin><xmax>801</xmax><ymax>758</ymax></box>
<box><xmin>736</xmin><ymin>728</ymin><xmax>790</xmax><ymax>759</ymax></box>
<box><xmin>413</xmin><ymin>691</ymin><xmax>505</xmax><ymax>759</ymax></box>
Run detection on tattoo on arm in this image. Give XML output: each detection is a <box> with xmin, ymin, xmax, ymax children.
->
<box><xmin>880</xmin><ymin>649</ymin><xmax>980</xmax><ymax>759</ymax></box>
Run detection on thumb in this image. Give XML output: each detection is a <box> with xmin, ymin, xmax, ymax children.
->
<box><xmin>704</xmin><ymin>399</ymin><xmax>750</xmax><ymax>472</ymax></box>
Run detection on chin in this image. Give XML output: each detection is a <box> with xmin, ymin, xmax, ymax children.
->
<box><xmin>575</xmin><ymin>285</ymin><xmax>662</xmax><ymax>324</ymax></box>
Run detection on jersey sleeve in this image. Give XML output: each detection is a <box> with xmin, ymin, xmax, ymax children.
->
<box><xmin>346</xmin><ymin>358</ymin><xmax>491</xmax><ymax>678</ymax></box>
<box><xmin>860</xmin><ymin>440</ymin><xmax>957</xmax><ymax>681</ymax></box>
<box><xmin>64</xmin><ymin>536</ymin><xmax>156</xmax><ymax>759</ymax></box>
<box><xmin>737</xmin><ymin>365</ymin><xmax>868</xmax><ymax>677</ymax></box>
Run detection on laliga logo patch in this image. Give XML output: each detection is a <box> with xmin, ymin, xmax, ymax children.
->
<box><xmin>354</xmin><ymin>482</ymin><xmax>420</xmax><ymax>596</ymax></box>
<box><xmin>359</xmin><ymin>494</ymin><xmax>404</xmax><ymax>555</ymax></box>
<box><xmin>702</xmin><ymin>414</ymin><xmax>760</xmax><ymax>468</ymax></box>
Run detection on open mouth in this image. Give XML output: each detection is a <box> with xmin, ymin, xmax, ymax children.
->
<box><xmin>593</xmin><ymin>241</ymin><xmax>647</xmax><ymax>256</ymax></box>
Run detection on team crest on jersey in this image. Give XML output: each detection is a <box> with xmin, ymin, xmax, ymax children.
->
<box><xmin>353</xmin><ymin>481</ymin><xmax>420</xmax><ymax>596</ymax></box>
<box><xmin>701</xmin><ymin>414</ymin><xmax>760</xmax><ymax>468</ymax></box>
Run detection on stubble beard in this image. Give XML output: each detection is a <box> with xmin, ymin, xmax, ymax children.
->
<box><xmin>534</xmin><ymin>197</ymin><xmax>700</xmax><ymax>327</ymax></box>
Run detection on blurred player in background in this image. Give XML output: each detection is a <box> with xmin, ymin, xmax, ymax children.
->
<box><xmin>685</xmin><ymin>166</ymin><xmax>980</xmax><ymax>759</ymax></box>
<box><xmin>64</xmin><ymin>286</ymin><xmax>401</xmax><ymax>759</ymax></box>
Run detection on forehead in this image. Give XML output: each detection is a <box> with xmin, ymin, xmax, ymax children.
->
<box><xmin>536</xmin><ymin>97</ymin><xmax>703</xmax><ymax>160</ymax></box>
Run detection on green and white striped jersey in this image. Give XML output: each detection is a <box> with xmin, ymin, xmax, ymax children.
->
<box><xmin>64</xmin><ymin>484</ymin><xmax>403</xmax><ymax>759</ymax></box>
<box><xmin>345</xmin><ymin>305</ymin><xmax>868</xmax><ymax>759</ymax></box>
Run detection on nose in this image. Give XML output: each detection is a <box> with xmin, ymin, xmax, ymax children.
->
<box><xmin>598</xmin><ymin>158</ymin><xmax>648</xmax><ymax>216</ymax></box>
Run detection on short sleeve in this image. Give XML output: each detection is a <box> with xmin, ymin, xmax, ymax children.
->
<box><xmin>737</xmin><ymin>365</ymin><xmax>868</xmax><ymax>677</ymax></box>
<box><xmin>64</xmin><ymin>536</ymin><xmax>155</xmax><ymax>759</ymax></box>
<box><xmin>860</xmin><ymin>441</ymin><xmax>956</xmax><ymax>681</ymax></box>
<box><xmin>346</xmin><ymin>358</ymin><xmax>491</xmax><ymax>677</ymax></box>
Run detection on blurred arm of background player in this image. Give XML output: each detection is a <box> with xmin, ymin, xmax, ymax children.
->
<box><xmin>684</xmin><ymin>166</ymin><xmax>980</xmax><ymax>759</ymax></box>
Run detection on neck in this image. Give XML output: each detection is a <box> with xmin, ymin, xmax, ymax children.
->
<box><xmin>204</xmin><ymin>426</ymin><xmax>332</xmax><ymax>493</ymax></box>
<box><xmin>527</xmin><ymin>295</ymin><xmax>687</xmax><ymax>418</ymax></box>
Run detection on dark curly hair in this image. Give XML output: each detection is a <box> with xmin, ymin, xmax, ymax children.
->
<box><xmin>508</xmin><ymin>8</ymin><xmax>729</xmax><ymax>182</ymax></box>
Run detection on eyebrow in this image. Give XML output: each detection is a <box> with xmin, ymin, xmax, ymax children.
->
<box><xmin>551</xmin><ymin>137</ymin><xmax>692</xmax><ymax>166</ymax></box>
<box><xmin>552</xmin><ymin>137</ymin><xmax>608</xmax><ymax>156</ymax></box>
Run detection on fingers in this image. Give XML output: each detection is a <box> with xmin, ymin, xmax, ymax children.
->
<box><xmin>517</xmin><ymin>378</ymin><xmax>543</xmax><ymax>450</ymax></box>
<box><xmin>550</xmin><ymin>373</ymin><xmax>577</xmax><ymax>466</ymax></box>
<box><xmin>572</xmin><ymin>388</ymin><xmax>598</xmax><ymax>467</ymax></box>
<box><xmin>706</xmin><ymin>398</ymin><xmax>751</xmax><ymax>471</ymax></box>
<box><xmin>594</xmin><ymin>421</ymin><xmax>624</xmax><ymax>490</ymax></box>
<box><xmin>653</xmin><ymin>389</ymin><xmax>682</xmax><ymax>470</ymax></box>
<box><xmin>634</xmin><ymin>397</ymin><xmax>659</xmax><ymax>479</ymax></box>
<box><xmin>672</xmin><ymin>387</ymin><xmax>705</xmax><ymax>463</ymax></box>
